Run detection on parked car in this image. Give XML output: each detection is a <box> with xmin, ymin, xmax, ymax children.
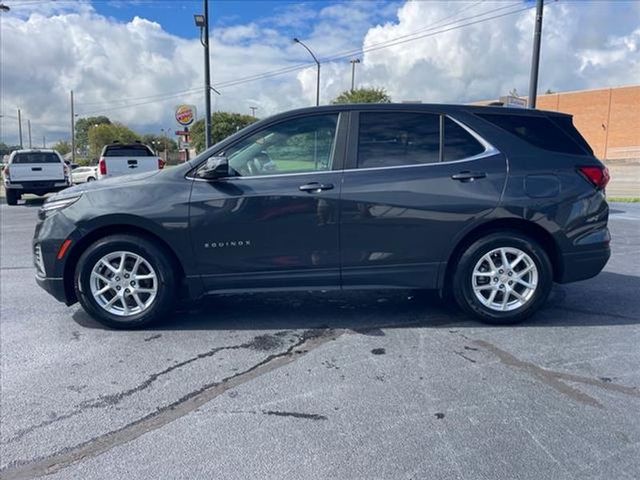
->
<box><xmin>33</xmin><ymin>104</ymin><xmax>610</xmax><ymax>329</ymax></box>
<box><xmin>71</xmin><ymin>166</ymin><xmax>98</xmax><ymax>184</ymax></box>
<box><xmin>97</xmin><ymin>142</ymin><xmax>164</xmax><ymax>180</ymax></box>
<box><xmin>3</xmin><ymin>149</ymin><xmax>71</xmax><ymax>205</ymax></box>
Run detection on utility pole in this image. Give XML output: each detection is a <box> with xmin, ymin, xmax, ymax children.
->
<box><xmin>27</xmin><ymin>119</ymin><xmax>32</xmax><ymax>148</ymax></box>
<box><xmin>17</xmin><ymin>109</ymin><xmax>23</xmax><ymax>148</ymax></box>
<box><xmin>528</xmin><ymin>0</ymin><xmax>544</xmax><ymax>109</ymax></box>
<box><xmin>203</xmin><ymin>0</ymin><xmax>212</xmax><ymax>149</ymax></box>
<box><xmin>350</xmin><ymin>58</ymin><xmax>361</xmax><ymax>91</ymax></box>
<box><xmin>70</xmin><ymin>90</ymin><xmax>76</xmax><ymax>163</ymax></box>
<box><xmin>43</xmin><ymin>135</ymin><xmax>46</xmax><ymax>148</ymax></box>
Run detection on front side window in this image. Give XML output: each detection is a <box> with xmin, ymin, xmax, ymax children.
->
<box><xmin>223</xmin><ymin>114</ymin><xmax>339</xmax><ymax>177</ymax></box>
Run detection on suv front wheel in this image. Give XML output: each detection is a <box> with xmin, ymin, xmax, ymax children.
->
<box><xmin>452</xmin><ymin>232</ymin><xmax>552</xmax><ymax>324</ymax></box>
<box><xmin>74</xmin><ymin>234</ymin><xmax>176</xmax><ymax>329</ymax></box>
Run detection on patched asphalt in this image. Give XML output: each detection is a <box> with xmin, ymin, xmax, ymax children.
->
<box><xmin>1</xmin><ymin>199</ymin><xmax>639</xmax><ymax>480</ymax></box>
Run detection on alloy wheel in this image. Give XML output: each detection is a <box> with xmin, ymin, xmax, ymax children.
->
<box><xmin>471</xmin><ymin>247</ymin><xmax>538</xmax><ymax>312</ymax></box>
<box><xmin>89</xmin><ymin>251</ymin><xmax>158</xmax><ymax>317</ymax></box>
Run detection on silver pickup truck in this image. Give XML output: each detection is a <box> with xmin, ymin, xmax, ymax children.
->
<box><xmin>2</xmin><ymin>149</ymin><xmax>71</xmax><ymax>205</ymax></box>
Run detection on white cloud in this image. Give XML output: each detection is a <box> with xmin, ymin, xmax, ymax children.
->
<box><xmin>0</xmin><ymin>1</ymin><xmax>638</xmax><ymax>147</ymax></box>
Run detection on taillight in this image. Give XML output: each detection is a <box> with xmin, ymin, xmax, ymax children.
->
<box><xmin>99</xmin><ymin>158</ymin><xmax>107</xmax><ymax>175</ymax></box>
<box><xmin>578</xmin><ymin>166</ymin><xmax>610</xmax><ymax>190</ymax></box>
<box><xmin>158</xmin><ymin>158</ymin><xmax>165</xmax><ymax>170</ymax></box>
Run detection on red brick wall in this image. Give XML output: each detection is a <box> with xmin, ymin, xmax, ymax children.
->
<box><xmin>537</xmin><ymin>85</ymin><xmax>640</xmax><ymax>161</ymax></box>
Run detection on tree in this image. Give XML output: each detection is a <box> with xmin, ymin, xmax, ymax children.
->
<box><xmin>0</xmin><ymin>143</ymin><xmax>20</xmax><ymax>157</ymax></box>
<box><xmin>190</xmin><ymin>112</ymin><xmax>258</xmax><ymax>153</ymax></box>
<box><xmin>141</xmin><ymin>133</ymin><xmax>178</xmax><ymax>154</ymax></box>
<box><xmin>75</xmin><ymin>116</ymin><xmax>111</xmax><ymax>153</ymax></box>
<box><xmin>52</xmin><ymin>140</ymin><xmax>71</xmax><ymax>156</ymax></box>
<box><xmin>88</xmin><ymin>122</ymin><xmax>139</xmax><ymax>158</ymax></box>
<box><xmin>332</xmin><ymin>88</ymin><xmax>392</xmax><ymax>104</ymax></box>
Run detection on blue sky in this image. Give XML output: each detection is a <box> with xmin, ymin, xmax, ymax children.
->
<box><xmin>91</xmin><ymin>0</ymin><xmax>393</xmax><ymax>40</ymax></box>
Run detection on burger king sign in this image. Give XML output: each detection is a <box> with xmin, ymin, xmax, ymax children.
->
<box><xmin>175</xmin><ymin>104</ymin><xmax>196</xmax><ymax>126</ymax></box>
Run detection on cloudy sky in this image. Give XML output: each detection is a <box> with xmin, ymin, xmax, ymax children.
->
<box><xmin>0</xmin><ymin>0</ymin><xmax>638</xmax><ymax>147</ymax></box>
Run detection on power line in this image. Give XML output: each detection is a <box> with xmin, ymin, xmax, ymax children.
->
<box><xmin>66</xmin><ymin>1</ymin><xmax>546</xmax><ymax>116</ymax></box>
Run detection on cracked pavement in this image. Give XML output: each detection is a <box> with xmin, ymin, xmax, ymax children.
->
<box><xmin>1</xmin><ymin>200</ymin><xmax>639</xmax><ymax>479</ymax></box>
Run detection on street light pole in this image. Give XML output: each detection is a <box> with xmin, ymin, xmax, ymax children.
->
<box><xmin>293</xmin><ymin>38</ymin><xmax>320</xmax><ymax>106</ymax></box>
<box><xmin>27</xmin><ymin>119</ymin><xmax>32</xmax><ymax>148</ymax></box>
<box><xmin>350</xmin><ymin>58</ymin><xmax>361</xmax><ymax>91</ymax></box>
<box><xmin>528</xmin><ymin>0</ymin><xmax>544</xmax><ymax>109</ymax></box>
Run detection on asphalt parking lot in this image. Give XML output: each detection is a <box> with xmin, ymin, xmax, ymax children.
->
<box><xmin>1</xmin><ymin>198</ymin><xmax>639</xmax><ymax>480</ymax></box>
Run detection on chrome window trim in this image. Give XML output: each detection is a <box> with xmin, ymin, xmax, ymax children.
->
<box><xmin>346</xmin><ymin>114</ymin><xmax>500</xmax><ymax>173</ymax></box>
<box><xmin>190</xmin><ymin>113</ymin><xmax>500</xmax><ymax>181</ymax></box>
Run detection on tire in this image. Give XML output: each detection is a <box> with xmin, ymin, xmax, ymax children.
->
<box><xmin>452</xmin><ymin>231</ymin><xmax>552</xmax><ymax>324</ymax></box>
<box><xmin>74</xmin><ymin>234</ymin><xmax>176</xmax><ymax>329</ymax></box>
<box><xmin>6</xmin><ymin>189</ymin><xmax>19</xmax><ymax>206</ymax></box>
<box><xmin>87</xmin><ymin>177</ymin><xmax>95</xmax><ymax>182</ymax></box>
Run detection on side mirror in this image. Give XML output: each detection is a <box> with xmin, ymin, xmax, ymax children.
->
<box><xmin>199</xmin><ymin>156</ymin><xmax>229</xmax><ymax>179</ymax></box>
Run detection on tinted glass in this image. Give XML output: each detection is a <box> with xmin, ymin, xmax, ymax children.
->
<box><xmin>477</xmin><ymin>113</ymin><xmax>586</xmax><ymax>155</ymax></box>
<box><xmin>225</xmin><ymin>114</ymin><xmax>338</xmax><ymax>176</ymax></box>
<box><xmin>550</xmin><ymin>116</ymin><xmax>593</xmax><ymax>155</ymax></box>
<box><xmin>104</xmin><ymin>145</ymin><xmax>154</xmax><ymax>157</ymax></box>
<box><xmin>443</xmin><ymin>117</ymin><xmax>485</xmax><ymax>161</ymax></box>
<box><xmin>12</xmin><ymin>152</ymin><xmax>60</xmax><ymax>164</ymax></box>
<box><xmin>358</xmin><ymin>113</ymin><xmax>440</xmax><ymax>168</ymax></box>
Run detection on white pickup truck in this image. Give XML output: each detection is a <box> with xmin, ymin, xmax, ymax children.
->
<box><xmin>98</xmin><ymin>142</ymin><xmax>165</xmax><ymax>180</ymax></box>
<box><xmin>2</xmin><ymin>149</ymin><xmax>71</xmax><ymax>205</ymax></box>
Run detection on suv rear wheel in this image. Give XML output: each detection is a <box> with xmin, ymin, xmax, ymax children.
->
<box><xmin>452</xmin><ymin>232</ymin><xmax>552</xmax><ymax>324</ymax></box>
<box><xmin>75</xmin><ymin>234</ymin><xmax>175</xmax><ymax>329</ymax></box>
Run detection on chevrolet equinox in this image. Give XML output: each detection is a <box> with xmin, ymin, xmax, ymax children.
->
<box><xmin>33</xmin><ymin>104</ymin><xmax>611</xmax><ymax>328</ymax></box>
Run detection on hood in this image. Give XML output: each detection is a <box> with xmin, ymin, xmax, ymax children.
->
<box><xmin>59</xmin><ymin>170</ymin><xmax>163</xmax><ymax>196</ymax></box>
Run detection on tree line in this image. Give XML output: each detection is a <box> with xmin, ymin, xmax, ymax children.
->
<box><xmin>1</xmin><ymin>88</ymin><xmax>390</xmax><ymax>161</ymax></box>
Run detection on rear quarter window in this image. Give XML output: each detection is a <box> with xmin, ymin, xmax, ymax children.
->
<box><xmin>11</xmin><ymin>152</ymin><xmax>61</xmax><ymax>164</ymax></box>
<box><xmin>104</xmin><ymin>145</ymin><xmax>154</xmax><ymax>157</ymax></box>
<box><xmin>477</xmin><ymin>113</ymin><xmax>587</xmax><ymax>155</ymax></box>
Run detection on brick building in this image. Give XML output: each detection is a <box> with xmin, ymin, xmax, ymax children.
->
<box><xmin>476</xmin><ymin>85</ymin><xmax>639</xmax><ymax>196</ymax></box>
<box><xmin>536</xmin><ymin>85</ymin><xmax>639</xmax><ymax>162</ymax></box>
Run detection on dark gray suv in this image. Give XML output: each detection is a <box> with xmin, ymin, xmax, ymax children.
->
<box><xmin>33</xmin><ymin>104</ymin><xmax>610</xmax><ymax>328</ymax></box>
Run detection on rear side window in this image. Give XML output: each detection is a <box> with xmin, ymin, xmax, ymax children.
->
<box><xmin>357</xmin><ymin>112</ymin><xmax>486</xmax><ymax>168</ymax></box>
<box><xmin>443</xmin><ymin>117</ymin><xmax>485</xmax><ymax>161</ymax></box>
<box><xmin>104</xmin><ymin>145</ymin><xmax>154</xmax><ymax>157</ymax></box>
<box><xmin>358</xmin><ymin>112</ymin><xmax>440</xmax><ymax>168</ymax></box>
<box><xmin>11</xmin><ymin>152</ymin><xmax>61</xmax><ymax>164</ymax></box>
<box><xmin>477</xmin><ymin>113</ymin><xmax>587</xmax><ymax>155</ymax></box>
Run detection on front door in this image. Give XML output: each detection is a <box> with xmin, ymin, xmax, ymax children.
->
<box><xmin>189</xmin><ymin>112</ymin><xmax>347</xmax><ymax>292</ymax></box>
<box><xmin>339</xmin><ymin>110</ymin><xmax>507</xmax><ymax>289</ymax></box>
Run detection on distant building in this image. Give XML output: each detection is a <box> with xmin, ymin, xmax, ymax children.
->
<box><xmin>476</xmin><ymin>85</ymin><xmax>640</xmax><ymax>162</ymax></box>
<box><xmin>537</xmin><ymin>85</ymin><xmax>639</xmax><ymax>162</ymax></box>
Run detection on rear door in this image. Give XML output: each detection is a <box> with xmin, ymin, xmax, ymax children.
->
<box><xmin>189</xmin><ymin>112</ymin><xmax>347</xmax><ymax>292</ymax></box>
<box><xmin>103</xmin><ymin>144</ymin><xmax>158</xmax><ymax>177</ymax></box>
<box><xmin>339</xmin><ymin>110</ymin><xmax>507</xmax><ymax>289</ymax></box>
<box><xmin>9</xmin><ymin>152</ymin><xmax>65</xmax><ymax>181</ymax></box>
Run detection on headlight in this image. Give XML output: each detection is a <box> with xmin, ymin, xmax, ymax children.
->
<box><xmin>42</xmin><ymin>194</ymin><xmax>82</xmax><ymax>212</ymax></box>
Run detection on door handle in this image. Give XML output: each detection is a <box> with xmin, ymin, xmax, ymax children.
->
<box><xmin>451</xmin><ymin>171</ymin><xmax>487</xmax><ymax>182</ymax></box>
<box><xmin>299</xmin><ymin>182</ymin><xmax>334</xmax><ymax>193</ymax></box>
